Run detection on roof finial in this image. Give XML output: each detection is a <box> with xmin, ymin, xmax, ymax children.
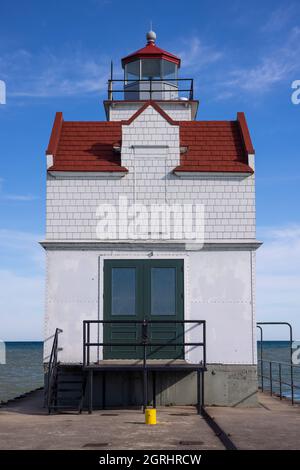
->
<box><xmin>146</xmin><ymin>23</ymin><xmax>156</xmax><ymax>45</ymax></box>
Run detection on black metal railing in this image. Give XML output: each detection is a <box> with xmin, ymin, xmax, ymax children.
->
<box><xmin>107</xmin><ymin>78</ymin><xmax>194</xmax><ymax>101</ymax></box>
<box><xmin>258</xmin><ymin>359</ymin><xmax>300</xmax><ymax>404</ymax></box>
<box><xmin>83</xmin><ymin>319</ymin><xmax>206</xmax><ymax>414</ymax></box>
<box><xmin>256</xmin><ymin>322</ymin><xmax>299</xmax><ymax>405</ymax></box>
<box><xmin>46</xmin><ymin>328</ymin><xmax>62</xmax><ymax>413</ymax></box>
<box><xmin>83</xmin><ymin>319</ymin><xmax>206</xmax><ymax>367</ymax></box>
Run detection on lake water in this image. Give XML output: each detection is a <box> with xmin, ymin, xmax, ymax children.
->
<box><xmin>0</xmin><ymin>342</ymin><xmax>44</xmax><ymax>403</ymax></box>
<box><xmin>0</xmin><ymin>341</ymin><xmax>299</xmax><ymax>403</ymax></box>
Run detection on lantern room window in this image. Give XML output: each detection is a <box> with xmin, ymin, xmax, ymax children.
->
<box><xmin>162</xmin><ymin>60</ymin><xmax>177</xmax><ymax>81</ymax></box>
<box><xmin>141</xmin><ymin>59</ymin><xmax>161</xmax><ymax>80</ymax></box>
<box><xmin>126</xmin><ymin>60</ymin><xmax>140</xmax><ymax>82</ymax></box>
<box><xmin>125</xmin><ymin>59</ymin><xmax>178</xmax><ymax>83</ymax></box>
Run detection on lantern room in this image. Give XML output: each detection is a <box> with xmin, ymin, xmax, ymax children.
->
<box><xmin>121</xmin><ymin>30</ymin><xmax>182</xmax><ymax>100</ymax></box>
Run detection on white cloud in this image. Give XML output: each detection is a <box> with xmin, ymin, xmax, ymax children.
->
<box><xmin>0</xmin><ymin>228</ymin><xmax>44</xmax><ymax>273</ymax></box>
<box><xmin>0</xmin><ymin>177</ymin><xmax>37</xmax><ymax>202</ymax></box>
<box><xmin>223</xmin><ymin>27</ymin><xmax>300</xmax><ymax>95</ymax></box>
<box><xmin>0</xmin><ymin>229</ymin><xmax>44</xmax><ymax>340</ymax></box>
<box><xmin>3</xmin><ymin>194</ymin><xmax>37</xmax><ymax>201</ymax></box>
<box><xmin>176</xmin><ymin>36</ymin><xmax>223</xmax><ymax>72</ymax></box>
<box><xmin>256</xmin><ymin>224</ymin><xmax>300</xmax><ymax>339</ymax></box>
<box><xmin>175</xmin><ymin>29</ymin><xmax>300</xmax><ymax>102</ymax></box>
<box><xmin>261</xmin><ymin>4</ymin><xmax>296</xmax><ymax>33</ymax></box>
<box><xmin>0</xmin><ymin>46</ymin><xmax>110</xmax><ymax>98</ymax></box>
<box><xmin>0</xmin><ymin>227</ymin><xmax>44</xmax><ymax>338</ymax></box>
<box><xmin>0</xmin><ymin>270</ymin><xmax>44</xmax><ymax>341</ymax></box>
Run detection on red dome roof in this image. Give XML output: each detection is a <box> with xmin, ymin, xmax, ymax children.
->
<box><xmin>121</xmin><ymin>42</ymin><xmax>181</xmax><ymax>68</ymax></box>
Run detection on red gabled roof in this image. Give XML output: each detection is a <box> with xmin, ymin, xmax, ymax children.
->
<box><xmin>46</xmin><ymin>108</ymin><xmax>254</xmax><ymax>174</ymax></box>
<box><xmin>122</xmin><ymin>42</ymin><xmax>181</xmax><ymax>67</ymax></box>
<box><xmin>46</xmin><ymin>113</ymin><xmax>126</xmax><ymax>172</ymax></box>
<box><xmin>175</xmin><ymin>116</ymin><xmax>254</xmax><ymax>174</ymax></box>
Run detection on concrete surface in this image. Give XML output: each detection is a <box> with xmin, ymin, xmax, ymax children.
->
<box><xmin>205</xmin><ymin>365</ymin><xmax>258</xmax><ymax>406</ymax></box>
<box><xmin>0</xmin><ymin>390</ymin><xmax>223</xmax><ymax>450</ymax></box>
<box><xmin>1</xmin><ymin>390</ymin><xmax>299</xmax><ymax>450</ymax></box>
<box><xmin>206</xmin><ymin>392</ymin><xmax>300</xmax><ymax>450</ymax></box>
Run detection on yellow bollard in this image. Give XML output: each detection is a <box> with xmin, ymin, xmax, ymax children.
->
<box><xmin>145</xmin><ymin>408</ymin><xmax>157</xmax><ymax>425</ymax></box>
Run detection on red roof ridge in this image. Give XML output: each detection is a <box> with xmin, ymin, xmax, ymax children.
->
<box><xmin>46</xmin><ymin>112</ymin><xmax>63</xmax><ymax>156</ymax></box>
<box><xmin>122</xmin><ymin>100</ymin><xmax>179</xmax><ymax>126</ymax></box>
<box><xmin>237</xmin><ymin>112</ymin><xmax>255</xmax><ymax>155</ymax></box>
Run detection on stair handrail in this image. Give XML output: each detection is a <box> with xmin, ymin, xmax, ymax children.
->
<box><xmin>47</xmin><ymin>328</ymin><xmax>62</xmax><ymax>412</ymax></box>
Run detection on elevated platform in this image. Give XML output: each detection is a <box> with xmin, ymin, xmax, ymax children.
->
<box><xmin>53</xmin><ymin>361</ymin><xmax>206</xmax><ymax>413</ymax></box>
<box><xmin>83</xmin><ymin>359</ymin><xmax>206</xmax><ymax>372</ymax></box>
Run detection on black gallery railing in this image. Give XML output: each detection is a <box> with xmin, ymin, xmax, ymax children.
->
<box><xmin>107</xmin><ymin>78</ymin><xmax>194</xmax><ymax>101</ymax></box>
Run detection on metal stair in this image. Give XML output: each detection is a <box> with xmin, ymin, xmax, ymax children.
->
<box><xmin>52</xmin><ymin>366</ymin><xmax>86</xmax><ymax>412</ymax></box>
<box><xmin>46</xmin><ymin>329</ymin><xmax>87</xmax><ymax>413</ymax></box>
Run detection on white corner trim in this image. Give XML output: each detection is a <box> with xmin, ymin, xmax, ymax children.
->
<box><xmin>46</xmin><ymin>154</ymin><xmax>53</xmax><ymax>169</ymax></box>
<box><xmin>174</xmin><ymin>171</ymin><xmax>252</xmax><ymax>178</ymax></box>
<box><xmin>248</xmin><ymin>154</ymin><xmax>255</xmax><ymax>171</ymax></box>
<box><xmin>47</xmin><ymin>171</ymin><xmax>127</xmax><ymax>178</ymax></box>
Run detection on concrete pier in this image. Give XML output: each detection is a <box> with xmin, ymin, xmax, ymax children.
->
<box><xmin>206</xmin><ymin>392</ymin><xmax>300</xmax><ymax>450</ymax></box>
<box><xmin>0</xmin><ymin>389</ymin><xmax>299</xmax><ymax>450</ymax></box>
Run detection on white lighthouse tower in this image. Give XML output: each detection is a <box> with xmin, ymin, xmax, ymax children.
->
<box><xmin>43</xmin><ymin>31</ymin><xmax>260</xmax><ymax>412</ymax></box>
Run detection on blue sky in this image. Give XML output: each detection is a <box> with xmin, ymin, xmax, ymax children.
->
<box><xmin>0</xmin><ymin>0</ymin><xmax>299</xmax><ymax>340</ymax></box>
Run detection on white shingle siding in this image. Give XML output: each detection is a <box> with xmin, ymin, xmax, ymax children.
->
<box><xmin>109</xmin><ymin>103</ymin><xmax>144</xmax><ymax>121</ymax></box>
<box><xmin>46</xmin><ymin>106</ymin><xmax>255</xmax><ymax>241</ymax></box>
<box><xmin>159</xmin><ymin>102</ymin><xmax>192</xmax><ymax>121</ymax></box>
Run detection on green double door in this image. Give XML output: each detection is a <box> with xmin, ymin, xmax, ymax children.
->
<box><xmin>103</xmin><ymin>259</ymin><xmax>184</xmax><ymax>360</ymax></box>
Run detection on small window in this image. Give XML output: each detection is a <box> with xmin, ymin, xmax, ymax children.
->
<box><xmin>111</xmin><ymin>267</ymin><xmax>136</xmax><ymax>315</ymax></box>
<box><xmin>151</xmin><ymin>267</ymin><xmax>176</xmax><ymax>315</ymax></box>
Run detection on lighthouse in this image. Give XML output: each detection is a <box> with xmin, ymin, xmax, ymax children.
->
<box><xmin>43</xmin><ymin>31</ymin><xmax>260</xmax><ymax>412</ymax></box>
